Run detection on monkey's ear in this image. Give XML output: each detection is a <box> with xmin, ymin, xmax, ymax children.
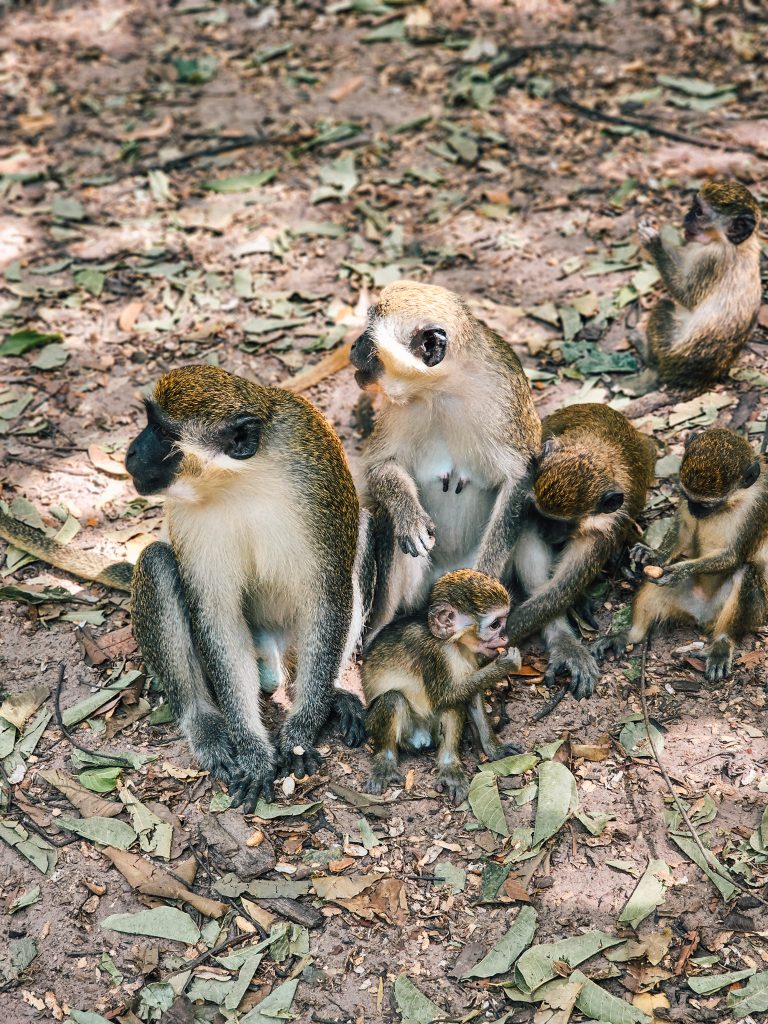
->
<box><xmin>741</xmin><ymin>459</ymin><xmax>761</xmax><ymax>489</ymax></box>
<box><xmin>598</xmin><ymin>489</ymin><xmax>625</xmax><ymax>514</ymax></box>
<box><xmin>727</xmin><ymin>210</ymin><xmax>756</xmax><ymax>245</ymax></box>
<box><xmin>223</xmin><ymin>415</ymin><xmax>261</xmax><ymax>460</ymax></box>
<box><xmin>540</xmin><ymin>437</ymin><xmax>560</xmax><ymax>460</ymax></box>
<box><xmin>428</xmin><ymin>602</ymin><xmax>476</xmax><ymax>640</ymax></box>
<box><xmin>684</xmin><ymin>429</ymin><xmax>702</xmax><ymax>449</ymax></box>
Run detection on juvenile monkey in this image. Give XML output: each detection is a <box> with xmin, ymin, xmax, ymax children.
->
<box><xmin>351</xmin><ymin>280</ymin><xmax>541</xmax><ymax>638</ymax></box>
<box><xmin>362</xmin><ymin>569</ymin><xmax>521</xmax><ymax>803</ymax></box>
<box><xmin>507</xmin><ymin>404</ymin><xmax>656</xmax><ymax>697</ymax></box>
<box><xmin>0</xmin><ymin>366</ymin><xmax>375</xmax><ymax>809</ymax></box>
<box><xmin>596</xmin><ymin>428</ymin><xmax>768</xmax><ymax>682</ymax></box>
<box><xmin>636</xmin><ymin>180</ymin><xmax>761</xmax><ymax>389</ymax></box>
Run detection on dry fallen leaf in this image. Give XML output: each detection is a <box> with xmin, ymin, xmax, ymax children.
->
<box><xmin>88</xmin><ymin>444</ymin><xmax>128</xmax><ymax>478</ymax></box>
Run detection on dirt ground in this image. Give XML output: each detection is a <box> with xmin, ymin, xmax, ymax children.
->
<box><xmin>1</xmin><ymin>2</ymin><xmax>767</xmax><ymax>1023</ymax></box>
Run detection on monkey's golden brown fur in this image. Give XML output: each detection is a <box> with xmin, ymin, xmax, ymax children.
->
<box><xmin>640</xmin><ymin>179</ymin><xmax>761</xmax><ymax>389</ymax></box>
<box><xmin>508</xmin><ymin>404</ymin><xmax>656</xmax><ymax>697</ymax></box>
<box><xmin>363</xmin><ymin>569</ymin><xmax>519</xmax><ymax>804</ymax></box>
<box><xmin>597</xmin><ymin>428</ymin><xmax>768</xmax><ymax>683</ymax></box>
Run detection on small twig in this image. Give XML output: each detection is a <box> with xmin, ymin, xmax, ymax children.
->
<box><xmin>163</xmin><ymin>931</ymin><xmax>253</xmax><ymax>980</ymax></box>
<box><xmin>637</xmin><ymin>641</ymin><xmax>764</xmax><ymax>903</ymax></box>
<box><xmin>530</xmin><ymin>686</ymin><xmax>568</xmax><ymax>722</ymax></box>
<box><xmin>54</xmin><ymin>666</ymin><xmax>135</xmax><ymax>768</ymax></box>
<box><xmin>553</xmin><ymin>88</ymin><xmax>755</xmax><ymax>153</ymax></box>
<box><xmin>761</xmin><ymin>414</ymin><xmax>768</xmax><ymax>455</ymax></box>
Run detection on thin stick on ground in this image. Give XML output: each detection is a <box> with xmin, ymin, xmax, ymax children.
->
<box><xmin>637</xmin><ymin>640</ymin><xmax>764</xmax><ymax>904</ymax></box>
<box><xmin>530</xmin><ymin>685</ymin><xmax>568</xmax><ymax>722</ymax></box>
<box><xmin>54</xmin><ymin>665</ymin><xmax>135</xmax><ymax>768</ymax></box>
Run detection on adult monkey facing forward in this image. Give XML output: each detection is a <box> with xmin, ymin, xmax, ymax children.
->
<box><xmin>0</xmin><ymin>366</ymin><xmax>374</xmax><ymax>809</ymax></box>
<box><xmin>351</xmin><ymin>280</ymin><xmax>541</xmax><ymax>639</ymax></box>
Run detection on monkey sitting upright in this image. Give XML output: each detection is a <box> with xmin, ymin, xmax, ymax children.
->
<box><xmin>362</xmin><ymin>569</ymin><xmax>521</xmax><ymax>804</ymax></box>
<box><xmin>595</xmin><ymin>428</ymin><xmax>768</xmax><ymax>682</ymax></box>
<box><xmin>350</xmin><ymin>280</ymin><xmax>541</xmax><ymax>643</ymax></box>
<box><xmin>505</xmin><ymin>404</ymin><xmax>656</xmax><ymax>698</ymax></box>
<box><xmin>0</xmin><ymin>366</ymin><xmax>375</xmax><ymax>810</ymax></box>
<box><xmin>635</xmin><ymin>180</ymin><xmax>761</xmax><ymax>390</ymax></box>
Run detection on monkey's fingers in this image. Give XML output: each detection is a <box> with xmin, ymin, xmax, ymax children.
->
<box><xmin>228</xmin><ymin>771</ymin><xmax>276</xmax><ymax>812</ymax></box>
<box><xmin>590</xmin><ymin>633</ymin><xmax>629</xmax><ymax>663</ymax></box>
<box><xmin>399</xmin><ymin>536</ymin><xmax>419</xmax><ymax>557</ymax></box>
<box><xmin>332</xmin><ymin>691</ymin><xmax>366</xmax><ymax>748</ymax></box>
<box><xmin>435</xmin><ymin>769</ymin><xmax>469</xmax><ymax>806</ymax></box>
<box><xmin>630</xmin><ymin>542</ymin><xmax>658</xmax><ymax>566</ymax></box>
<box><xmin>492</xmin><ymin>742</ymin><xmax>523</xmax><ymax>759</ymax></box>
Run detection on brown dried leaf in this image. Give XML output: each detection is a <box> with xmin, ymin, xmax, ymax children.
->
<box><xmin>88</xmin><ymin>444</ymin><xmax>128</xmax><ymax>478</ymax></box>
<box><xmin>102</xmin><ymin>847</ymin><xmax>227</xmax><ymax>918</ymax></box>
<box><xmin>39</xmin><ymin>768</ymin><xmax>123</xmax><ymax>818</ymax></box>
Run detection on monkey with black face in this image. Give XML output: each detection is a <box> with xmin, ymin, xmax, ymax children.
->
<box><xmin>596</xmin><ymin>428</ymin><xmax>768</xmax><ymax>683</ymax></box>
<box><xmin>351</xmin><ymin>280</ymin><xmax>541</xmax><ymax>640</ymax></box>
<box><xmin>0</xmin><ymin>366</ymin><xmax>375</xmax><ymax>810</ymax></box>
<box><xmin>635</xmin><ymin>180</ymin><xmax>761</xmax><ymax>390</ymax></box>
<box><xmin>363</xmin><ymin>569</ymin><xmax>521</xmax><ymax>804</ymax></box>
<box><xmin>506</xmin><ymin>404</ymin><xmax>656</xmax><ymax>698</ymax></box>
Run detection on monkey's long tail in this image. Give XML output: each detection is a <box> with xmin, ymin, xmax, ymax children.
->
<box><xmin>0</xmin><ymin>511</ymin><xmax>133</xmax><ymax>593</ymax></box>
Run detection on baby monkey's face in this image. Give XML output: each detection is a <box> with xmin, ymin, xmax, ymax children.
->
<box><xmin>460</xmin><ymin>604</ymin><xmax>510</xmax><ymax>658</ymax></box>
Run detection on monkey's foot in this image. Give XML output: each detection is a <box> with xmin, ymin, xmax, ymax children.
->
<box><xmin>331</xmin><ymin>690</ymin><xmax>366</xmax><ymax>748</ymax></box>
<box><xmin>365</xmin><ymin>753</ymin><xmax>403</xmax><ymax>795</ymax></box>
<box><xmin>590</xmin><ymin>632</ymin><xmax>629</xmax><ymax>664</ymax></box>
<box><xmin>545</xmin><ymin>641</ymin><xmax>599</xmax><ymax>699</ymax></box>
<box><xmin>228</xmin><ymin>740</ymin><xmax>278</xmax><ymax>812</ymax></box>
<box><xmin>705</xmin><ymin>638</ymin><xmax>733</xmax><ymax>683</ymax></box>
<box><xmin>276</xmin><ymin>719</ymin><xmax>323</xmax><ymax>779</ymax></box>
<box><xmin>187</xmin><ymin>712</ymin><xmax>240</xmax><ymax>786</ymax></box>
<box><xmin>435</xmin><ymin>764</ymin><xmax>469</xmax><ymax>806</ymax></box>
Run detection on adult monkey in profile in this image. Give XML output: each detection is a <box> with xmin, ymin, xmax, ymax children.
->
<box><xmin>351</xmin><ymin>280</ymin><xmax>541</xmax><ymax>640</ymax></box>
<box><xmin>0</xmin><ymin>366</ymin><xmax>374</xmax><ymax>809</ymax></box>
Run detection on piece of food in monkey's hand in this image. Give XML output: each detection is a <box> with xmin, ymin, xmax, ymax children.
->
<box><xmin>643</xmin><ymin>564</ymin><xmax>664</xmax><ymax>579</ymax></box>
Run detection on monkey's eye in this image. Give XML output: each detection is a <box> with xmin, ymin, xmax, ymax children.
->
<box><xmin>489</xmin><ymin>618</ymin><xmax>502</xmax><ymax>630</ymax></box>
<box><xmin>412</xmin><ymin>327</ymin><xmax>447</xmax><ymax>367</ymax></box>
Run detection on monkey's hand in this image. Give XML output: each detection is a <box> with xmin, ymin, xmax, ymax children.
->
<box><xmin>187</xmin><ymin>711</ymin><xmax>240</xmax><ymax>786</ymax></box>
<box><xmin>396</xmin><ymin>505</ymin><xmax>435</xmax><ymax>558</ymax></box>
<box><xmin>590</xmin><ymin>632</ymin><xmax>629</xmax><ymax>663</ymax></box>
<box><xmin>493</xmin><ymin>648</ymin><xmax>522</xmax><ymax>675</ymax></box>
<box><xmin>435</xmin><ymin>764</ymin><xmax>469</xmax><ymax>806</ymax></box>
<box><xmin>545</xmin><ymin>636</ymin><xmax>599</xmax><ymax>700</ymax></box>
<box><xmin>366</xmin><ymin>752</ymin><xmax>404</xmax><ymax>795</ymax></box>
<box><xmin>638</xmin><ymin>217</ymin><xmax>660</xmax><ymax>246</ymax></box>
<box><xmin>275</xmin><ymin>719</ymin><xmax>323</xmax><ymax>780</ymax></box>
<box><xmin>646</xmin><ymin>561</ymin><xmax>689</xmax><ymax>587</ymax></box>
<box><xmin>488</xmin><ymin>741</ymin><xmax>523</xmax><ymax>759</ymax></box>
<box><xmin>332</xmin><ymin>690</ymin><xmax>366</xmax><ymax>748</ymax></box>
<box><xmin>228</xmin><ymin>738</ymin><xmax>277</xmax><ymax>811</ymax></box>
<box><xmin>630</xmin><ymin>543</ymin><xmax>661</xmax><ymax>568</ymax></box>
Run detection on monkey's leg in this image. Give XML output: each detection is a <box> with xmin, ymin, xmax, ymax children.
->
<box><xmin>277</xmin><ymin>597</ymin><xmax>357</xmax><ymax>778</ymax></box>
<box><xmin>364</xmin><ymin>692</ymin><xmax>408</xmax><ymax>794</ymax></box>
<box><xmin>131</xmin><ymin>543</ymin><xmax>239</xmax><ymax>785</ymax></box>
<box><xmin>434</xmin><ymin>708</ymin><xmax>469</xmax><ymax>806</ymax></box>
<box><xmin>706</xmin><ymin>566</ymin><xmax>767</xmax><ymax>683</ymax></box>
<box><xmin>625</xmin><ymin>580</ymin><xmax>692</xmax><ymax>646</ymax></box>
<box><xmin>466</xmin><ymin>694</ymin><xmax>521</xmax><ymax>760</ymax></box>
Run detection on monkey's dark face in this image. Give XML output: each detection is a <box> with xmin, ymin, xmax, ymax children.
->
<box><xmin>529</xmin><ymin>503</ymin><xmax>576</xmax><ymax>548</ymax></box>
<box><xmin>684</xmin><ymin>186</ymin><xmax>758</xmax><ymax>246</ymax></box>
<box><xmin>126</xmin><ymin>401</ymin><xmax>183</xmax><ymax>495</ymax></box>
<box><xmin>125</xmin><ymin>401</ymin><xmax>262</xmax><ymax>496</ymax></box>
<box><xmin>683</xmin><ymin>494</ymin><xmax>724</xmax><ymax>520</ymax></box>
<box><xmin>351</xmin><ymin>319</ymin><xmax>448</xmax><ymax>389</ymax></box>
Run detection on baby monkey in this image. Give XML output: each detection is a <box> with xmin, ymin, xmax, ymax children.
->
<box><xmin>595</xmin><ymin>428</ymin><xmax>768</xmax><ymax>682</ymax></box>
<box><xmin>362</xmin><ymin>569</ymin><xmax>521</xmax><ymax>804</ymax></box>
<box><xmin>635</xmin><ymin>179</ymin><xmax>761</xmax><ymax>390</ymax></box>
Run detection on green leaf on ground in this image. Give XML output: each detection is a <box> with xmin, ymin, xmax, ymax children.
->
<box><xmin>481</xmin><ymin>752</ymin><xmax>538</xmax><ymax>776</ymax></box>
<box><xmin>10</xmin><ymin>886</ymin><xmax>41</xmax><ymax>913</ymax></box>
<box><xmin>688</xmin><ymin>968</ymin><xmax>755</xmax><ymax>995</ymax></box>
<box><xmin>515</xmin><ymin>931</ymin><xmax>622</xmax><ymax>993</ymax></box>
<box><xmin>240</xmin><ymin>978</ymin><xmax>299</xmax><ymax>1023</ymax></box>
<box><xmin>58</xmin><ymin>815</ymin><xmax>137</xmax><ymax>850</ymax></box>
<box><xmin>79</xmin><ymin>767</ymin><xmax>122</xmax><ymax>793</ymax></box>
<box><xmin>102</xmin><ymin>906</ymin><xmax>201</xmax><ymax>944</ymax></box>
<box><xmin>571</xmin><ymin>969</ymin><xmax>651</xmax><ymax>1023</ymax></box>
<box><xmin>0</xmin><ymin>329</ymin><xmax>62</xmax><ymax>357</ymax></box>
<box><xmin>433</xmin><ymin>862</ymin><xmax>466</xmax><ymax>894</ymax></box>
<box><xmin>462</xmin><ymin>905</ymin><xmax>538</xmax><ymax>979</ymax></box>
<box><xmin>532</xmin><ymin>760</ymin><xmax>577</xmax><ymax>847</ymax></box>
<box><xmin>393</xmin><ymin>975</ymin><xmax>444</xmax><ymax>1023</ymax></box>
<box><xmin>728</xmin><ymin>970</ymin><xmax>768</xmax><ymax>1017</ymax></box>
<box><xmin>618</xmin><ymin>858</ymin><xmax>672</xmax><ymax>929</ymax></box>
<box><xmin>468</xmin><ymin>770</ymin><xmax>509</xmax><ymax>836</ymax></box>
<box><xmin>203</xmin><ymin>170</ymin><xmax>276</xmax><ymax>193</ymax></box>
<box><xmin>619</xmin><ymin>718</ymin><xmax>664</xmax><ymax>758</ymax></box>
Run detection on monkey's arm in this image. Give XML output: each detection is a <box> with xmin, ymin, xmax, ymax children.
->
<box><xmin>474</xmin><ymin>470</ymin><xmax>533</xmax><ymax>578</ymax></box>
<box><xmin>630</xmin><ymin>517</ymin><xmax>681</xmax><ymax>567</ymax></box>
<box><xmin>651</xmin><ymin>547</ymin><xmax>742</xmax><ymax>587</ymax></box>
<box><xmin>506</xmin><ymin>532</ymin><xmax>615</xmax><ymax>645</ymax></box>
<box><xmin>642</xmin><ymin>228</ymin><xmax>719</xmax><ymax>308</ymax></box>
<box><xmin>445</xmin><ymin>649</ymin><xmax>522</xmax><ymax>706</ymax></box>
<box><xmin>367</xmin><ymin>460</ymin><xmax>434</xmax><ymax>557</ymax></box>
